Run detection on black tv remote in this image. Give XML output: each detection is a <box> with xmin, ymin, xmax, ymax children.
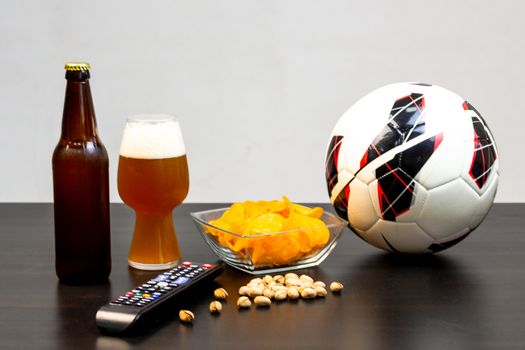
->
<box><xmin>96</xmin><ymin>261</ymin><xmax>223</xmax><ymax>333</ymax></box>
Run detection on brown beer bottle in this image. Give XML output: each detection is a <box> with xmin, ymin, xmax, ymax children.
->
<box><xmin>52</xmin><ymin>62</ymin><xmax>111</xmax><ymax>284</ymax></box>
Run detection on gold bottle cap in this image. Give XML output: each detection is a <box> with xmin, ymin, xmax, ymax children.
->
<box><xmin>64</xmin><ymin>62</ymin><xmax>91</xmax><ymax>71</ymax></box>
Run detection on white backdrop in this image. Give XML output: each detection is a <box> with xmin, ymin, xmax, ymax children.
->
<box><xmin>1</xmin><ymin>0</ymin><xmax>523</xmax><ymax>202</ymax></box>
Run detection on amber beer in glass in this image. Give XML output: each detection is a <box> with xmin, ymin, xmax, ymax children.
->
<box><xmin>118</xmin><ymin>115</ymin><xmax>189</xmax><ymax>270</ymax></box>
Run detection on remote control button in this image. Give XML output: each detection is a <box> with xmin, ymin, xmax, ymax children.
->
<box><xmin>147</xmin><ymin>287</ymin><xmax>157</xmax><ymax>292</ymax></box>
<box><xmin>202</xmin><ymin>263</ymin><xmax>213</xmax><ymax>269</ymax></box>
<box><xmin>182</xmin><ymin>261</ymin><xmax>192</xmax><ymax>266</ymax></box>
<box><xmin>152</xmin><ymin>275</ymin><xmax>169</xmax><ymax>282</ymax></box>
<box><xmin>173</xmin><ymin>277</ymin><xmax>190</xmax><ymax>285</ymax></box>
<box><xmin>110</xmin><ymin>301</ymin><xmax>122</xmax><ymax>305</ymax></box>
<box><xmin>124</xmin><ymin>301</ymin><xmax>133</xmax><ymax>305</ymax></box>
<box><xmin>196</xmin><ymin>268</ymin><xmax>203</xmax><ymax>272</ymax></box>
<box><xmin>125</xmin><ymin>291</ymin><xmax>134</xmax><ymax>297</ymax></box>
<box><xmin>163</xmin><ymin>287</ymin><xmax>173</xmax><ymax>292</ymax></box>
<box><xmin>169</xmin><ymin>283</ymin><xmax>178</xmax><ymax>288</ymax></box>
<box><xmin>132</xmin><ymin>289</ymin><xmax>141</xmax><ymax>293</ymax></box>
<box><xmin>151</xmin><ymin>294</ymin><xmax>160</xmax><ymax>299</ymax></box>
<box><xmin>142</xmin><ymin>293</ymin><xmax>151</xmax><ymax>298</ymax></box>
<box><xmin>191</xmin><ymin>264</ymin><xmax>198</xmax><ymax>268</ymax></box>
<box><xmin>157</xmin><ymin>282</ymin><xmax>168</xmax><ymax>288</ymax></box>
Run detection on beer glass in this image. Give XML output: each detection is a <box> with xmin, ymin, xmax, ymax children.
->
<box><xmin>118</xmin><ymin>115</ymin><xmax>189</xmax><ymax>270</ymax></box>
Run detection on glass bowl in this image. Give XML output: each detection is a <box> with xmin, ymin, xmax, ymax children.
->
<box><xmin>190</xmin><ymin>207</ymin><xmax>347</xmax><ymax>274</ymax></box>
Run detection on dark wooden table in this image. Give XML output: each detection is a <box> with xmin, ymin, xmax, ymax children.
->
<box><xmin>0</xmin><ymin>203</ymin><xmax>524</xmax><ymax>350</ymax></box>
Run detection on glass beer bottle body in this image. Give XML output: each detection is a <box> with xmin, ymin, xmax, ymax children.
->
<box><xmin>52</xmin><ymin>63</ymin><xmax>111</xmax><ymax>284</ymax></box>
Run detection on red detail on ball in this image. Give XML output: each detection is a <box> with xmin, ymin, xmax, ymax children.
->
<box><xmin>434</xmin><ymin>132</ymin><xmax>444</xmax><ymax>151</ymax></box>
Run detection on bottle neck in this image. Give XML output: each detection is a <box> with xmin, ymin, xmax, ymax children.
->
<box><xmin>60</xmin><ymin>79</ymin><xmax>99</xmax><ymax>142</ymax></box>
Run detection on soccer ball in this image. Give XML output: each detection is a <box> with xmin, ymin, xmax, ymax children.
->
<box><xmin>325</xmin><ymin>83</ymin><xmax>498</xmax><ymax>253</ymax></box>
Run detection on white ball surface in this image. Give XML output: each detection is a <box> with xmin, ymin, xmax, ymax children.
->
<box><xmin>325</xmin><ymin>83</ymin><xmax>498</xmax><ymax>253</ymax></box>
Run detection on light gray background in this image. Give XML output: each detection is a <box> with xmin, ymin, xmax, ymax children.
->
<box><xmin>1</xmin><ymin>0</ymin><xmax>523</xmax><ymax>203</ymax></box>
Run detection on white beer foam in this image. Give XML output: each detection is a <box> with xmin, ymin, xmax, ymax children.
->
<box><xmin>119</xmin><ymin>115</ymin><xmax>186</xmax><ymax>159</ymax></box>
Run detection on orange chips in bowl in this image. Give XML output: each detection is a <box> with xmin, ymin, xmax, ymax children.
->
<box><xmin>206</xmin><ymin>197</ymin><xmax>330</xmax><ymax>265</ymax></box>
